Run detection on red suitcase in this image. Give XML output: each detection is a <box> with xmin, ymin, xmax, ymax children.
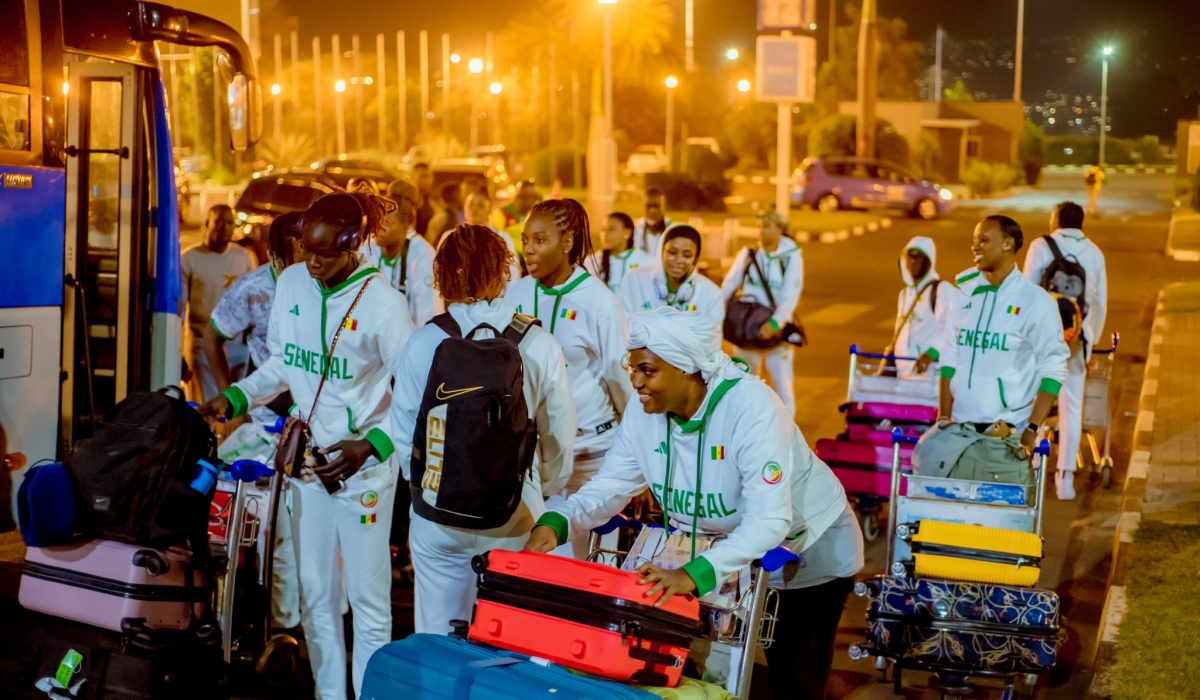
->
<box><xmin>469</xmin><ymin>550</ymin><xmax>701</xmax><ymax>687</ymax></box>
<box><xmin>845</xmin><ymin>401</ymin><xmax>938</xmax><ymax>425</ymax></box>
<box><xmin>816</xmin><ymin>438</ymin><xmax>914</xmax><ymax>469</ymax></box>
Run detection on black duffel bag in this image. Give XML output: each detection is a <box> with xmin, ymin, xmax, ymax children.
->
<box><xmin>724</xmin><ymin>248</ymin><xmax>784</xmax><ymax>350</ymax></box>
<box><xmin>67</xmin><ymin>386</ymin><xmax>217</xmax><ymax>552</ymax></box>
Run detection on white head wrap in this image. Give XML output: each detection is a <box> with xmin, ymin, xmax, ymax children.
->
<box><xmin>626</xmin><ymin>307</ymin><xmax>745</xmax><ymax>384</ymax></box>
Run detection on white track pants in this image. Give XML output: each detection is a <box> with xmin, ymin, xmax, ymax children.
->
<box><xmin>734</xmin><ymin>345</ymin><xmax>795</xmax><ymax>419</ymax></box>
<box><xmin>290</xmin><ymin>461</ymin><xmax>395</xmax><ymax>700</ymax></box>
<box><xmin>1056</xmin><ymin>348</ymin><xmax>1088</xmax><ymax>474</ymax></box>
<box><xmin>409</xmin><ymin>502</ymin><xmax>536</xmax><ymax>636</ymax></box>
<box><xmin>547</xmin><ymin>428</ymin><xmax>615</xmax><ymax>559</ymax></box>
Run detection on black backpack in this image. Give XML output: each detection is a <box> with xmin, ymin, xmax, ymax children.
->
<box><xmin>409</xmin><ymin>313</ymin><xmax>541</xmax><ymax>529</ymax></box>
<box><xmin>67</xmin><ymin>387</ymin><xmax>217</xmax><ymax>552</ymax></box>
<box><xmin>1039</xmin><ymin>236</ymin><xmax>1088</xmax><ymax>317</ymax></box>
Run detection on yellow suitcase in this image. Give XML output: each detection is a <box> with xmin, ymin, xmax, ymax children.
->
<box><xmin>906</xmin><ymin>520</ymin><xmax>1042</xmax><ymax>587</ymax></box>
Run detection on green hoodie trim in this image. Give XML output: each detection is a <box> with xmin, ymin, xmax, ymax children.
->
<box><xmin>956</xmin><ymin>270</ymin><xmax>981</xmax><ymax>286</ymax></box>
<box><xmin>681</xmin><ymin>557</ymin><xmax>716</xmax><ymax>597</ymax></box>
<box><xmin>535</xmin><ymin>511</ymin><xmax>570</xmax><ymax>546</ymax></box>
<box><xmin>223</xmin><ymin>386</ymin><xmax>249</xmax><ymax>419</ymax></box>
<box><xmin>940</xmin><ymin>366</ymin><xmax>957</xmax><ymax>379</ymax></box>
<box><xmin>767</xmin><ymin>318</ymin><xmax>781</xmax><ymax>331</ymax></box>
<box><xmin>317</xmin><ymin>267</ymin><xmax>377</xmax><ymax>362</ymax></box>
<box><xmin>209</xmin><ymin>317</ymin><xmax>233</xmax><ymax>341</ymax></box>
<box><xmin>317</xmin><ymin>265</ymin><xmax>378</xmax><ymax>297</ymax></box>
<box><xmin>364</xmin><ymin>428</ymin><xmax>395</xmax><ymax>461</ymax></box>
<box><xmin>534</xmin><ymin>268</ymin><xmax>592</xmax><ymax>333</ymax></box>
<box><xmin>925</xmin><ymin>347</ymin><xmax>941</xmax><ymax>362</ymax></box>
<box><xmin>670</xmin><ymin>379</ymin><xmax>740</xmax><ymax>434</ymax></box>
<box><xmin>1039</xmin><ymin>378</ymin><xmax>1063</xmax><ymax>395</ymax></box>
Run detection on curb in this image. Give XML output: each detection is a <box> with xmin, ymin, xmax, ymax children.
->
<box><xmin>1085</xmin><ymin>291</ymin><xmax>1163</xmax><ymax>699</ymax></box>
<box><xmin>1164</xmin><ymin>210</ymin><xmax>1200</xmax><ymax>262</ymax></box>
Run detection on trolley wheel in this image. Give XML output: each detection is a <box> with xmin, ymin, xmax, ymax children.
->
<box><xmin>1100</xmin><ymin>460</ymin><xmax>1113</xmax><ymax>489</ymax></box>
<box><xmin>861</xmin><ymin>512</ymin><xmax>880</xmax><ymax>542</ymax></box>
<box><xmin>255</xmin><ymin>634</ymin><xmax>300</xmax><ymax>687</ymax></box>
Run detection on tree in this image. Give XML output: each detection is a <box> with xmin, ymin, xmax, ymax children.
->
<box><xmin>808</xmin><ymin>114</ymin><xmax>911</xmax><ymax>168</ymax></box>
<box><xmin>824</xmin><ymin>3</ymin><xmax>925</xmax><ymax>104</ymax></box>
<box><xmin>723</xmin><ymin>103</ymin><xmax>777</xmax><ymax>168</ymax></box>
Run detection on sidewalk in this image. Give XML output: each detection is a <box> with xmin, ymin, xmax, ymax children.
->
<box><xmin>1089</xmin><ymin>281</ymin><xmax>1200</xmax><ymax>699</ymax></box>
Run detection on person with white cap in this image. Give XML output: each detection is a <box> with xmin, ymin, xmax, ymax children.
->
<box><xmin>618</xmin><ymin>224</ymin><xmax>724</xmax><ymax>325</ymax></box>
<box><xmin>525</xmin><ymin>307</ymin><xmax>862</xmax><ymax>700</ymax></box>
<box><xmin>720</xmin><ymin>210</ymin><xmax>804</xmax><ymax>418</ymax></box>
<box><xmin>892</xmin><ymin>237</ymin><xmax>952</xmax><ymax>375</ymax></box>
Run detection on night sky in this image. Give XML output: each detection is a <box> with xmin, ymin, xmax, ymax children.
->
<box><xmin>280</xmin><ymin>0</ymin><xmax>1200</xmax><ymax>136</ymax></box>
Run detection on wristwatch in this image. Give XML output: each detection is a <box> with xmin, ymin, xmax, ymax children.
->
<box><xmin>1023</xmin><ymin>422</ymin><xmax>1040</xmax><ymax>434</ymax></box>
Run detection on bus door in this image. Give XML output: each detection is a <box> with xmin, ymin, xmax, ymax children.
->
<box><xmin>61</xmin><ymin>59</ymin><xmax>142</xmax><ymax>444</ymax></box>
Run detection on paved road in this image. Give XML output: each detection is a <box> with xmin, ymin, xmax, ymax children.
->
<box><xmin>735</xmin><ymin>174</ymin><xmax>1195</xmax><ymax>699</ymax></box>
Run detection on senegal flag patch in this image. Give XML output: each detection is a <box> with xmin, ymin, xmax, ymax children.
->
<box><xmin>343</xmin><ymin>318</ymin><xmax>359</xmax><ymax>331</ymax></box>
<box><xmin>684</xmin><ymin>304</ymin><xmax>697</xmax><ymax>312</ymax></box>
<box><xmin>1006</xmin><ymin>306</ymin><xmax>1021</xmax><ymax>315</ymax></box>
<box><xmin>360</xmin><ymin>514</ymin><xmax>377</xmax><ymax>524</ymax></box>
<box><xmin>711</xmin><ymin>446</ymin><xmax>725</xmax><ymax>460</ymax></box>
<box><xmin>560</xmin><ymin>309</ymin><xmax>578</xmax><ymax>320</ymax></box>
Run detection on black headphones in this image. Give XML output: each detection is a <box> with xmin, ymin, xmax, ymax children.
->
<box><xmin>302</xmin><ymin>192</ymin><xmax>369</xmax><ymax>254</ymax></box>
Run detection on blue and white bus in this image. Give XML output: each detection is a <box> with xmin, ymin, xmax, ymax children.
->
<box><xmin>0</xmin><ymin>0</ymin><xmax>260</xmax><ymax>514</ymax></box>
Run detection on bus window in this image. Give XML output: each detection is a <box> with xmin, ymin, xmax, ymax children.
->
<box><xmin>0</xmin><ymin>0</ymin><xmax>31</xmax><ymax>152</ymax></box>
<box><xmin>85</xmin><ymin>81</ymin><xmax>122</xmax><ymax>250</ymax></box>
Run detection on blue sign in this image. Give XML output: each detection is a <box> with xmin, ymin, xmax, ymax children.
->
<box><xmin>755</xmin><ymin>36</ymin><xmax>816</xmax><ymax>103</ymax></box>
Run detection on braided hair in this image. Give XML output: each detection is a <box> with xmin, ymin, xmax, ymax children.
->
<box><xmin>266</xmin><ymin>211</ymin><xmax>303</xmax><ymax>273</ymax></box>
<box><xmin>434</xmin><ymin>224</ymin><xmax>513</xmax><ymax>304</ymax></box>
<box><xmin>530</xmin><ymin>198</ymin><xmax>594</xmax><ymax>268</ymax></box>
<box><xmin>601</xmin><ymin>212</ymin><xmax>636</xmax><ymax>285</ymax></box>
<box><xmin>302</xmin><ymin>182</ymin><xmax>397</xmax><ymax>253</ymax></box>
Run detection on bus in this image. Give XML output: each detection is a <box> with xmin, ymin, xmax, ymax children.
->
<box><xmin>0</xmin><ymin>0</ymin><xmax>260</xmax><ymax>516</ymax></box>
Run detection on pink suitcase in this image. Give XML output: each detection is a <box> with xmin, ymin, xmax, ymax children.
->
<box><xmin>845</xmin><ymin>422</ymin><xmax>927</xmax><ymax>444</ymax></box>
<box><xmin>815</xmin><ymin>438</ymin><xmax>914</xmax><ymax>469</ymax></box>
<box><xmin>19</xmin><ymin>539</ymin><xmax>205</xmax><ymax>634</ymax></box>
<box><xmin>831</xmin><ymin>463</ymin><xmax>909</xmax><ymax>498</ymax></box>
<box><xmin>845</xmin><ymin>401</ymin><xmax>938</xmax><ymax>425</ymax></box>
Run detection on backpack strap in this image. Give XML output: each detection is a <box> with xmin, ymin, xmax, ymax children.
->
<box><xmin>929</xmin><ymin>279</ymin><xmax>940</xmax><ymax>313</ymax></box>
<box><xmin>747</xmin><ymin>249</ymin><xmax>778</xmax><ymax>310</ymax></box>
<box><xmin>1042</xmin><ymin>235</ymin><xmax>1067</xmax><ymax>263</ymax></box>
<box><xmin>399</xmin><ymin>236</ymin><xmax>411</xmax><ymax>291</ymax></box>
<box><xmin>503</xmin><ymin>313</ymin><xmax>542</xmax><ymax>344</ymax></box>
<box><xmin>431</xmin><ymin>313</ymin><xmax>463</xmax><ymax>338</ymax></box>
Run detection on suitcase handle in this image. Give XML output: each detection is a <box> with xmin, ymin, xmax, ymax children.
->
<box><xmin>452</xmin><ymin>657</ymin><xmax>525</xmax><ymax>700</ymax></box>
<box><xmin>628</xmin><ymin>646</ymin><xmax>683</xmax><ymax>669</ymax></box>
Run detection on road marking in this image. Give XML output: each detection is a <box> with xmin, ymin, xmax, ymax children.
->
<box><xmin>1142</xmin><ymin>378</ymin><xmax>1157</xmax><ymax>396</ymax></box>
<box><xmin>750</xmin><ymin>175</ymin><xmax>765</xmax><ymax>184</ymax></box>
<box><xmin>733</xmin><ymin>174</ymin><xmax>748</xmax><ymax>183</ymax></box>
<box><xmin>1100</xmin><ymin>586</ymin><xmax>1127</xmax><ymax>643</ymax></box>
<box><xmin>796</xmin><ymin>232</ymin><xmax>811</xmax><ymax>243</ymax></box>
<box><xmin>836</xmin><ymin>229</ymin><xmax>850</xmax><ymax>241</ymax></box>
<box><xmin>881</xmin><ymin>218</ymin><xmax>893</xmax><ymax>229</ymax></box>
<box><xmin>1147</xmin><ymin>353</ymin><xmax>1160</xmax><ymax>369</ymax></box>
<box><xmin>819</xmin><ymin>232</ymin><xmax>837</xmax><ymax>243</ymax></box>
<box><xmin>1172</xmin><ymin>250</ymin><xmax>1200</xmax><ymax>262</ymax></box>
<box><xmin>852</xmin><ymin>226</ymin><xmax>865</xmax><ymax>236</ymax></box>
<box><xmin>867</xmin><ymin>222</ymin><xmax>879</xmax><ymax>232</ymax></box>
<box><xmin>802</xmin><ymin>303</ymin><xmax>873</xmax><ymax>326</ymax></box>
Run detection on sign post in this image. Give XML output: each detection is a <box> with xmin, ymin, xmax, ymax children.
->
<box><xmin>756</xmin><ymin>33</ymin><xmax>816</xmax><ymax>216</ymax></box>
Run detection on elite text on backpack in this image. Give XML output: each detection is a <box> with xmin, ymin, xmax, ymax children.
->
<box><xmin>67</xmin><ymin>387</ymin><xmax>217</xmax><ymax>551</ymax></box>
<box><xmin>1039</xmin><ymin>236</ymin><xmax>1088</xmax><ymax>318</ymax></box>
<box><xmin>409</xmin><ymin>313</ymin><xmax>541</xmax><ymax>529</ymax></box>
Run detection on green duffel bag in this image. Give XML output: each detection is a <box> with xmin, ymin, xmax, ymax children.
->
<box><xmin>949</xmin><ymin>433</ymin><xmax>1035</xmax><ymax>485</ymax></box>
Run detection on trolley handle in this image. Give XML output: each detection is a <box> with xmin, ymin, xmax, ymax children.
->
<box><xmin>1092</xmin><ymin>331</ymin><xmax>1120</xmax><ymax>356</ymax></box>
<box><xmin>891</xmin><ymin>427</ymin><xmax>920</xmax><ymax>445</ymax></box>
<box><xmin>591</xmin><ymin>514</ymin><xmax>647</xmax><ymax>536</ymax></box>
<box><xmin>849</xmin><ymin>344</ymin><xmax>920</xmax><ymax>362</ymax></box>
<box><xmin>591</xmin><ymin>516</ymin><xmax>801</xmax><ymax>572</ymax></box>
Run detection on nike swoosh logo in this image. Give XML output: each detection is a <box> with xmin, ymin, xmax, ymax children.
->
<box><xmin>436</xmin><ymin>383</ymin><xmax>483</xmax><ymax>401</ymax></box>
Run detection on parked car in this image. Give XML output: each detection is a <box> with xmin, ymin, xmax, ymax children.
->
<box><xmin>791</xmin><ymin>156</ymin><xmax>952</xmax><ymax>220</ymax></box>
<box><xmin>431</xmin><ymin>157</ymin><xmax>514</xmax><ymax>201</ymax></box>
<box><xmin>233</xmin><ymin>170</ymin><xmax>339</xmax><ymax>263</ymax></box>
<box><xmin>308</xmin><ymin>158</ymin><xmax>396</xmax><ymax>191</ymax></box>
<box><xmin>626</xmin><ymin>145</ymin><xmax>668</xmax><ymax>175</ymax></box>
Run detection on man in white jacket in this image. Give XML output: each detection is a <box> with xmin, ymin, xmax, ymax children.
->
<box><xmin>391</xmin><ymin>224</ymin><xmax>576</xmax><ymax>635</ymax></box>
<box><xmin>934</xmin><ymin>215</ymin><xmax>1069</xmax><ymax>456</ymax></box>
<box><xmin>202</xmin><ymin>190</ymin><xmax>414</xmax><ymax>700</ymax></box>
<box><xmin>1022</xmin><ymin>201</ymin><xmax>1108</xmax><ymax>499</ymax></box>
<box><xmin>367</xmin><ymin>179</ymin><xmax>442</xmax><ymax>327</ymax></box>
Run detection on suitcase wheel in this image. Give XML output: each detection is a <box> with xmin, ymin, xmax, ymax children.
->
<box><xmin>255</xmin><ymin>633</ymin><xmax>300</xmax><ymax>687</ymax></box>
<box><xmin>132</xmin><ymin>550</ymin><xmax>170</xmax><ymax>576</ymax></box>
<box><xmin>861</xmin><ymin>512</ymin><xmax>880</xmax><ymax>542</ymax></box>
<box><xmin>471</xmin><ymin>553</ymin><xmax>491</xmax><ymax>574</ymax></box>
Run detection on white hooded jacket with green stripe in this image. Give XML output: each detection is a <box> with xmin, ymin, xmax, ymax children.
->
<box><xmin>936</xmin><ymin>265</ymin><xmax>1069</xmax><ymax>425</ymax></box>
<box><xmin>536</xmin><ymin>374</ymin><xmax>848</xmax><ymax>596</ymax></box>
<box><xmin>894</xmin><ymin>236</ymin><xmax>952</xmax><ymax>360</ymax></box>
<box><xmin>224</xmin><ymin>258</ymin><xmax>415</xmax><ymax>462</ymax></box>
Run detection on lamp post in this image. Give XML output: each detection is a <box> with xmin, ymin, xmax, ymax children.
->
<box><xmin>490</xmin><ymin>81</ymin><xmax>503</xmax><ymax>146</ymax></box>
<box><xmin>270</xmin><ymin>83</ymin><xmax>282</xmax><ymax>143</ymax></box>
<box><xmin>334</xmin><ymin>79</ymin><xmax>347</xmax><ymax>155</ymax></box>
<box><xmin>1014</xmin><ymin>0</ymin><xmax>1025</xmax><ymax>102</ymax></box>
<box><xmin>665</xmin><ymin>76</ymin><xmax>678</xmax><ymax>172</ymax></box>
<box><xmin>469</xmin><ymin>58</ymin><xmax>483</xmax><ymax>152</ymax></box>
<box><xmin>596</xmin><ymin>0</ymin><xmax>618</xmax><ymax>218</ymax></box>
<box><xmin>1100</xmin><ymin>46</ymin><xmax>1112</xmax><ymax>167</ymax></box>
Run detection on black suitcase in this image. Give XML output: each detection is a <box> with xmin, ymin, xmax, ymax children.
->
<box><xmin>0</xmin><ymin>596</ymin><xmax>226</xmax><ymax>700</ymax></box>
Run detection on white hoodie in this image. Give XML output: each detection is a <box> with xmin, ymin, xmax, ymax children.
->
<box><xmin>893</xmin><ymin>236</ymin><xmax>953</xmax><ymax>362</ymax></box>
<box><xmin>536</xmin><ymin>374</ymin><xmax>849</xmax><ymax>596</ymax></box>
<box><xmin>633</xmin><ymin>217</ymin><xmax>674</xmax><ymax>256</ymax></box>
<box><xmin>388</xmin><ymin>299</ymin><xmax>577</xmax><ymax>517</ymax></box>
<box><xmin>618</xmin><ymin>265</ymin><xmax>725</xmax><ymax>326</ymax></box>
<box><xmin>585</xmin><ymin>248</ymin><xmax>654</xmax><ymax>294</ymax></box>
<box><xmin>935</xmin><ymin>266</ymin><xmax>1069</xmax><ymax>426</ymax></box>
<box><xmin>1021</xmin><ymin>228</ymin><xmax>1108</xmax><ymax>358</ymax></box>
<box><xmin>506</xmin><ymin>267</ymin><xmax>634</xmax><ymax>434</ymax></box>
<box><xmin>224</xmin><ymin>258</ymin><xmax>415</xmax><ymax>463</ymax></box>
<box><xmin>366</xmin><ymin>230</ymin><xmax>444</xmax><ymax>327</ymax></box>
<box><xmin>720</xmin><ymin>238</ymin><xmax>804</xmax><ymax>331</ymax></box>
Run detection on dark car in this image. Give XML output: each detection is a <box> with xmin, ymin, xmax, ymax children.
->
<box><xmin>233</xmin><ymin>171</ymin><xmax>339</xmax><ymax>263</ymax></box>
<box><xmin>309</xmin><ymin>158</ymin><xmax>396</xmax><ymax>191</ymax></box>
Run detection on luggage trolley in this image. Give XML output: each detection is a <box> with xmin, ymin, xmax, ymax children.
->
<box><xmin>849</xmin><ymin>429</ymin><xmax>1056</xmax><ymax>699</ymax></box>
<box><xmin>818</xmin><ymin>345</ymin><xmax>940</xmax><ymax>542</ymax></box>
<box><xmin>587</xmin><ymin>516</ymin><xmax>790</xmax><ymax>700</ymax></box>
<box><xmin>1083</xmin><ymin>333</ymin><xmax>1119</xmax><ymax>489</ymax></box>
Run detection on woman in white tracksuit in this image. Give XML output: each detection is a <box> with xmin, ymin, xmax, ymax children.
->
<box><xmin>367</xmin><ymin>178</ymin><xmax>443</xmax><ymax>327</ymax></box>
<box><xmin>202</xmin><ymin>189</ymin><xmax>414</xmax><ymax>700</ymax></box>
<box><xmin>619</xmin><ymin>224</ymin><xmax>724</xmax><ymax>326</ymax></box>
<box><xmin>891</xmin><ymin>236</ymin><xmax>952</xmax><ymax>374</ymax></box>
<box><xmin>506</xmin><ymin>198</ymin><xmax>634</xmax><ymax>558</ymax></box>
<box><xmin>586</xmin><ymin>211</ymin><xmax>653</xmax><ymax>294</ymax></box>
<box><xmin>525</xmin><ymin>307</ymin><xmax>862</xmax><ymax>700</ymax></box>
<box><xmin>720</xmin><ymin>210</ymin><xmax>803</xmax><ymax>418</ymax></box>
<box><xmin>390</xmin><ymin>224</ymin><xmax>576</xmax><ymax>635</ymax></box>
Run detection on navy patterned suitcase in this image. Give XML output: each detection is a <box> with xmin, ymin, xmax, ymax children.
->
<box><xmin>853</xmin><ymin>576</ymin><xmax>1063</xmax><ymax>674</ymax></box>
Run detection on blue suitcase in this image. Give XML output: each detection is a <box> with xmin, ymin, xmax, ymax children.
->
<box><xmin>360</xmin><ymin>633</ymin><xmax>658</xmax><ymax>700</ymax></box>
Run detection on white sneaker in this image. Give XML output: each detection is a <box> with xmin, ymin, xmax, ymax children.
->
<box><xmin>1056</xmin><ymin>471</ymin><xmax>1076</xmax><ymax>501</ymax></box>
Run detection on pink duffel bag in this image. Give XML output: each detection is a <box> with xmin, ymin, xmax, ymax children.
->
<box><xmin>815</xmin><ymin>438</ymin><xmax>914</xmax><ymax>470</ymax></box>
<box><xmin>844</xmin><ymin>401</ymin><xmax>938</xmax><ymax>425</ymax></box>
<box><xmin>20</xmin><ymin>538</ymin><xmax>206</xmax><ymax>634</ymax></box>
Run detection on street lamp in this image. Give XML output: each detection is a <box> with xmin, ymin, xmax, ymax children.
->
<box><xmin>334</xmin><ymin>79</ymin><xmax>347</xmax><ymax>155</ymax></box>
<box><xmin>489</xmin><ymin>82</ymin><xmax>503</xmax><ymax>95</ymax></box>
<box><xmin>665</xmin><ymin>76</ymin><xmax>678</xmax><ymax>172</ymax></box>
<box><xmin>726</xmin><ymin>48</ymin><xmax>739</xmax><ymax>61</ymax></box>
<box><xmin>737</xmin><ymin>79</ymin><xmax>751</xmax><ymax>93</ymax></box>
<box><xmin>597</xmin><ymin>0</ymin><xmax>618</xmax><ymax>217</ymax></box>
<box><xmin>1100</xmin><ymin>46</ymin><xmax>1113</xmax><ymax>166</ymax></box>
<box><xmin>468</xmin><ymin>58</ymin><xmax>483</xmax><ymax>74</ymax></box>
<box><xmin>450</xmin><ymin>53</ymin><xmax>460</xmax><ymax>64</ymax></box>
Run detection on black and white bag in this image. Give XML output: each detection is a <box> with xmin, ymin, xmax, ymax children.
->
<box><xmin>1039</xmin><ymin>236</ymin><xmax>1088</xmax><ymax>317</ymax></box>
<box><xmin>409</xmin><ymin>313</ymin><xmax>541</xmax><ymax>529</ymax></box>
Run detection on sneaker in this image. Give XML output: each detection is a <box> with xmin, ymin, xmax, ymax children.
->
<box><xmin>1056</xmin><ymin>471</ymin><xmax>1076</xmax><ymax>501</ymax></box>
